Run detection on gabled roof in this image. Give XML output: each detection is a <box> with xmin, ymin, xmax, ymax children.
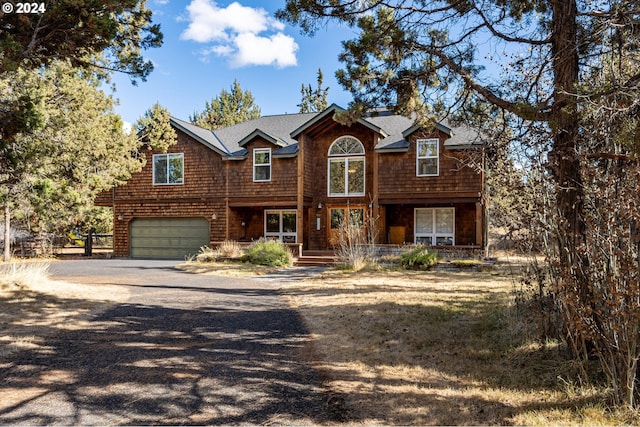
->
<box><xmin>442</xmin><ymin>124</ymin><xmax>482</xmax><ymax>149</ymax></box>
<box><xmin>170</xmin><ymin>117</ymin><xmax>230</xmax><ymax>156</ymax></box>
<box><xmin>238</xmin><ymin>129</ymin><xmax>287</xmax><ymax>148</ymax></box>
<box><xmin>402</xmin><ymin>122</ymin><xmax>452</xmax><ymax>139</ymax></box>
<box><xmin>366</xmin><ymin>113</ymin><xmax>480</xmax><ymax>152</ymax></box>
<box><xmin>213</xmin><ymin>113</ymin><xmax>315</xmax><ymax>156</ymax></box>
<box><xmin>290</xmin><ymin>103</ymin><xmax>387</xmax><ymax>139</ymax></box>
<box><xmin>170</xmin><ymin>105</ymin><xmax>481</xmax><ymax>158</ymax></box>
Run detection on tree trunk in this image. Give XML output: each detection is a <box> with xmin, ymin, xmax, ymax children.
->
<box><xmin>3</xmin><ymin>202</ymin><xmax>10</xmax><ymax>262</ymax></box>
<box><xmin>550</xmin><ymin>0</ymin><xmax>581</xmax><ymax>249</ymax></box>
<box><xmin>549</xmin><ymin>0</ymin><xmax>593</xmax><ymax>357</ymax></box>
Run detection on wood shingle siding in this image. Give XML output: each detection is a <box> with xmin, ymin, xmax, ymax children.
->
<box><xmin>100</xmin><ymin>104</ymin><xmax>486</xmax><ymax>257</ymax></box>
<box><xmin>378</xmin><ymin>131</ymin><xmax>483</xmax><ymax>199</ymax></box>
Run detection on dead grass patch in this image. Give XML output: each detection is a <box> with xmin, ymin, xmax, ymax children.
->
<box><xmin>0</xmin><ymin>260</ymin><xmax>130</xmax><ymax>360</ymax></box>
<box><xmin>283</xmin><ymin>258</ymin><xmax>640</xmax><ymax>425</ymax></box>
<box><xmin>178</xmin><ymin>260</ymin><xmax>281</xmax><ymax>277</ymax></box>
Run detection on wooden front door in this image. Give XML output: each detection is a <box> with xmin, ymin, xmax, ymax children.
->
<box><xmin>327</xmin><ymin>206</ymin><xmax>365</xmax><ymax>248</ymax></box>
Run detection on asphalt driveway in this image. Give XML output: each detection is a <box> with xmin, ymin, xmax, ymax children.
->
<box><xmin>0</xmin><ymin>259</ymin><xmax>342</xmax><ymax>425</ymax></box>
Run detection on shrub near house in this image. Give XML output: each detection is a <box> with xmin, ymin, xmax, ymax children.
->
<box><xmin>96</xmin><ymin>104</ymin><xmax>485</xmax><ymax>259</ymax></box>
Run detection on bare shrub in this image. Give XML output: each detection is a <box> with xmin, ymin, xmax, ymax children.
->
<box><xmin>195</xmin><ymin>241</ymin><xmax>244</xmax><ymax>263</ymax></box>
<box><xmin>552</xmin><ymin>160</ymin><xmax>640</xmax><ymax>408</ymax></box>
<box><xmin>335</xmin><ymin>210</ymin><xmax>379</xmax><ymax>271</ymax></box>
<box><xmin>517</xmin><ymin>151</ymin><xmax>640</xmax><ymax>408</ymax></box>
<box><xmin>216</xmin><ymin>240</ymin><xmax>244</xmax><ymax>258</ymax></box>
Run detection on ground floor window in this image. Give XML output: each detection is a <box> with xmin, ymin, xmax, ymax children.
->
<box><xmin>265</xmin><ymin>210</ymin><xmax>297</xmax><ymax>243</ymax></box>
<box><xmin>414</xmin><ymin>208</ymin><xmax>455</xmax><ymax>245</ymax></box>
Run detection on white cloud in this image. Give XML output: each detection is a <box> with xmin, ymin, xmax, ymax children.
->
<box><xmin>181</xmin><ymin>0</ymin><xmax>298</xmax><ymax>68</ymax></box>
<box><xmin>232</xmin><ymin>32</ymin><xmax>298</xmax><ymax>68</ymax></box>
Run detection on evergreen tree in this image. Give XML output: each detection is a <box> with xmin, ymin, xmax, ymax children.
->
<box><xmin>136</xmin><ymin>102</ymin><xmax>177</xmax><ymax>153</ymax></box>
<box><xmin>190</xmin><ymin>80</ymin><xmax>261</xmax><ymax>130</ymax></box>
<box><xmin>0</xmin><ymin>0</ymin><xmax>162</xmax><ymax>78</ymax></box>
<box><xmin>0</xmin><ymin>64</ymin><xmax>174</xmax><ymax>260</ymax></box>
<box><xmin>298</xmin><ymin>68</ymin><xmax>329</xmax><ymax>113</ymax></box>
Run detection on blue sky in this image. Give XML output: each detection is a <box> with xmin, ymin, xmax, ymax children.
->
<box><xmin>109</xmin><ymin>0</ymin><xmax>356</xmax><ymax>125</ymax></box>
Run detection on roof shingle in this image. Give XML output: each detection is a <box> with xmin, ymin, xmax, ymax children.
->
<box><xmin>171</xmin><ymin>106</ymin><xmax>481</xmax><ymax>157</ymax></box>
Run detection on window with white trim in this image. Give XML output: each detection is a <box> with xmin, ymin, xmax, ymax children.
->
<box><xmin>416</xmin><ymin>138</ymin><xmax>439</xmax><ymax>176</ymax></box>
<box><xmin>153</xmin><ymin>153</ymin><xmax>184</xmax><ymax>185</ymax></box>
<box><xmin>253</xmin><ymin>148</ymin><xmax>271</xmax><ymax>182</ymax></box>
<box><xmin>415</xmin><ymin>208</ymin><xmax>454</xmax><ymax>245</ymax></box>
<box><xmin>328</xmin><ymin>136</ymin><xmax>365</xmax><ymax>196</ymax></box>
<box><xmin>265</xmin><ymin>210</ymin><xmax>297</xmax><ymax>243</ymax></box>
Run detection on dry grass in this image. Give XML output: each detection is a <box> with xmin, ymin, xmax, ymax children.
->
<box><xmin>0</xmin><ymin>260</ymin><xmax>51</xmax><ymax>290</ymax></box>
<box><xmin>0</xmin><ymin>260</ymin><xmax>130</xmax><ymax>360</ymax></box>
<box><xmin>195</xmin><ymin>241</ymin><xmax>245</xmax><ymax>262</ymax></box>
<box><xmin>178</xmin><ymin>260</ymin><xmax>281</xmax><ymax>277</ymax></box>
<box><xmin>283</xmin><ymin>256</ymin><xmax>640</xmax><ymax>426</ymax></box>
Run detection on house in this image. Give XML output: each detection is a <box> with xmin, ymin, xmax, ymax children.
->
<box><xmin>96</xmin><ymin>104</ymin><xmax>485</xmax><ymax>259</ymax></box>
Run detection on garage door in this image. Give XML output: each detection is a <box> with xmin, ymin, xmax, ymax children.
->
<box><xmin>130</xmin><ymin>218</ymin><xmax>210</xmax><ymax>259</ymax></box>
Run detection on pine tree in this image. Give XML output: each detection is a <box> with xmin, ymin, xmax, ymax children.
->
<box><xmin>0</xmin><ymin>63</ymin><xmax>174</xmax><ymax>260</ymax></box>
<box><xmin>190</xmin><ymin>80</ymin><xmax>261</xmax><ymax>130</ymax></box>
<box><xmin>298</xmin><ymin>68</ymin><xmax>329</xmax><ymax>113</ymax></box>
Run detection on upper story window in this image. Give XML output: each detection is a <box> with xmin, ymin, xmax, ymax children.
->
<box><xmin>153</xmin><ymin>153</ymin><xmax>184</xmax><ymax>185</ymax></box>
<box><xmin>416</xmin><ymin>138</ymin><xmax>439</xmax><ymax>176</ymax></box>
<box><xmin>328</xmin><ymin>136</ymin><xmax>365</xmax><ymax>197</ymax></box>
<box><xmin>253</xmin><ymin>148</ymin><xmax>271</xmax><ymax>182</ymax></box>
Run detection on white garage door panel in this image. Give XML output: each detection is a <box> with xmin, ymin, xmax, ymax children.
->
<box><xmin>130</xmin><ymin>218</ymin><xmax>210</xmax><ymax>259</ymax></box>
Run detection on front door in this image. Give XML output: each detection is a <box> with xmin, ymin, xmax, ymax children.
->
<box><xmin>327</xmin><ymin>206</ymin><xmax>365</xmax><ymax>248</ymax></box>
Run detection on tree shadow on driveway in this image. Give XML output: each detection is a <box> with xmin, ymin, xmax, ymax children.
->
<box><xmin>0</xmin><ymin>292</ymin><xmax>346</xmax><ymax>425</ymax></box>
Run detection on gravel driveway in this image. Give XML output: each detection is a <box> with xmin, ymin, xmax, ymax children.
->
<box><xmin>0</xmin><ymin>260</ymin><xmax>342</xmax><ymax>425</ymax></box>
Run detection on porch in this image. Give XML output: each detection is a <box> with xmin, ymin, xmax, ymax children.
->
<box><xmin>209</xmin><ymin>241</ymin><xmax>483</xmax><ymax>267</ymax></box>
<box><xmin>223</xmin><ymin>199</ymin><xmax>485</xmax><ymax>253</ymax></box>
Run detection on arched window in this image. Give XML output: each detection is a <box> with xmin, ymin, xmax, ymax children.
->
<box><xmin>328</xmin><ymin>136</ymin><xmax>365</xmax><ymax>196</ymax></box>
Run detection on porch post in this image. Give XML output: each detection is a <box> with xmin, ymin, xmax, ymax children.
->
<box><xmin>475</xmin><ymin>201</ymin><xmax>483</xmax><ymax>247</ymax></box>
<box><xmin>296</xmin><ymin>135</ymin><xmax>305</xmax><ymax>255</ymax></box>
<box><xmin>372</xmin><ymin>148</ymin><xmax>381</xmax><ymax>243</ymax></box>
<box><xmin>225</xmin><ymin>160</ymin><xmax>230</xmax><ymax>240</ymax></box>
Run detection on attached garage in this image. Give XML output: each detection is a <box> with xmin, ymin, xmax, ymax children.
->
<box><xmin>130</xmin><ymin>218</ymin><xmax>210</xmax><ymax>259</ymax></box>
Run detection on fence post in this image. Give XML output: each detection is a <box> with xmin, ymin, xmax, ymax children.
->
<box><xmin>83</xmin><ymin>228</ymin><xmax>94</xmax><ymax>257</ymax></box>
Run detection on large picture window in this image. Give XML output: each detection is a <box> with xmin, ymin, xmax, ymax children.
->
<box><xmin>414</xmin><ymin>208</ymin><xmax>454</xmax><ymax>245</ymax></box>
<box><xmin>416</xmin><ymin>138</ymin><xmax>439</xmax><ymax>176</ymax></box>
<box><xmin>265</xmin><ymin>210</ymin><xmax>297</xmax><ymax>243</ymax></box>
<box><xmin>253</xmin><ymin>148</ymin><xmax>271</xmax><ymax>182</ymax></box>
<box><xmin>328</xmin><ymin>136</ymin><xmax>365</xmax><ymax>196</ymax></box>
<box><xmin>153</xmin><ymin>153</ymin><xmax>184</xmax><ymax>185</ymax></box>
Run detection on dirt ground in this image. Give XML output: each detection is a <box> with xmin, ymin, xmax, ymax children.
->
<box><xmin>0</xmin><ymin>262</ymin><xmax>130</xmax><ymax>360</ymax></box>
